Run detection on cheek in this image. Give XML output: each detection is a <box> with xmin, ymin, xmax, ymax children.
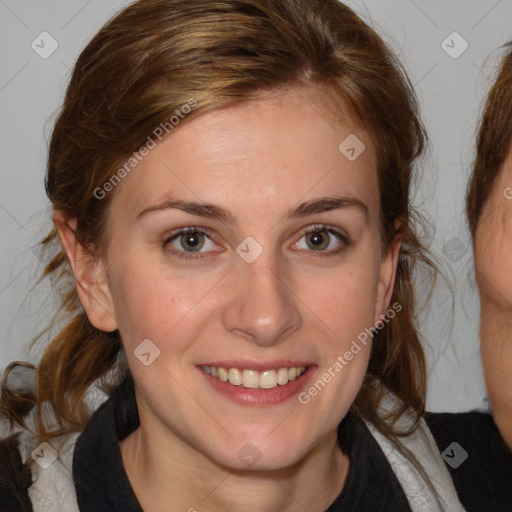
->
<box><xmin>108</xmin><ymin>254</ymin><xmax>226</xmax><ymax>349</ymax></box>
<box><xmin>291</xmin><ymin>247</ymin><xmax>381</xmax><ymax>351</ymax></box>
<box><xmin>298</xmin><ymin>268</ymin><xmax>378</xmax><ymax>338</ymax></box>
<box><xmin>475</xmin><ymin>215</ymin><xmax>512</xmax><ymax>309</ymax></box>
<box><xmin>475</xmin><ymin>207</ymin><xmax>512</xmax><ymax>447</ymax></box>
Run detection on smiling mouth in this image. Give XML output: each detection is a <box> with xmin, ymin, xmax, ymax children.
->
<box><xmin>200</xmin><ymin>365</ymin><xmax>309</xmax><ymax>390</ymax></box>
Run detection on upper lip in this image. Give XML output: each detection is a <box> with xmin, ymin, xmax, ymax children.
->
<box><xmin>197</xmin><ymin>360</ymin><xmax>315</xmax><ymax>372</ymax></box>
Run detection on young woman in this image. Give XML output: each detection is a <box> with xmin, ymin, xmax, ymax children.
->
<box><xmin>0</xmin><ymin>1</ymin><xmax>510</xmax><ymax>511</ymax></box>
<box><xmin>467</xmin><ymin>42</ymin><xmax>512</xmax><ymax>450</ymax></box>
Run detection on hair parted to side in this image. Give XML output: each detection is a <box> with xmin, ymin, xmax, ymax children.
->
<box><xmin>467</xmin><ymin>42</ymin><xmax>512</xmax><ymax>238</ymax></box>
<box><xmin>1</xmin><ymin>0</ymin><xmax>434</xmax><ymax>458</ymax></box>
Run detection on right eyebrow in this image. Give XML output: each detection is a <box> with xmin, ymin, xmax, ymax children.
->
<box><xmin>136</xmin><ymin>199</ymin><xmax>236</xmax><ymax>224</ymax></box>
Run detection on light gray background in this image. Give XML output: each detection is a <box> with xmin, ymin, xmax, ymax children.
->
<box><xmin>1</xmin><ymin>0</ymin><xmax>511</xmax><ymax>412</ymax></box>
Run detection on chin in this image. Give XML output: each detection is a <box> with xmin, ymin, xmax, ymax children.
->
<box><xmin>205</xmin><ymin>435</ymin><xmax>310</xmax><ymax>473</ymax></box>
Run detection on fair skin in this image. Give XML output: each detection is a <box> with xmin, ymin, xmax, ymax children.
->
<box><xmin>54</xmin><ymin>88</ymin><xmax>401</xmax><ymax>511</ymax></box>
<box><xmin>474</xmin><ymin>143</ymin><xmax>512</xmax><ymax>450</ymax></box>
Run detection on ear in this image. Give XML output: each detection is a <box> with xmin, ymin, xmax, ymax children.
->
<box><xmin>374</xmin><ymin>227</ymin><xmax>403</xmax><ymax>322</ymax></box>
<box><xmin>52</xmin><ymin>211</ymin><xmax>117</xmax><ymax>332</ymax></box>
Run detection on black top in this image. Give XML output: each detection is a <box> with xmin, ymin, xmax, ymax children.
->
<box><xmin>1</xmin><ymin>374</ymin><xmax>511</xmax><ymax>511</ymax></box>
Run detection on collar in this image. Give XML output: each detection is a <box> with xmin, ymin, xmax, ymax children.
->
<box><xmin>72</xmin><ymin>374</ymin><xmax>141</xmax><ymax>511</ymax></box>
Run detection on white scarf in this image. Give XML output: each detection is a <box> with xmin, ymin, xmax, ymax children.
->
<box><xmin>363</xmin><ymin>418</ymin><xmax>466</xmax><ymax>511</ymax></box>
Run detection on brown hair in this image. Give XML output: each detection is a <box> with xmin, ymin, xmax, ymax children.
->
<box><xmin>467</xmin><ymin>42</ymin><xmax>512</xmax><ymax>238</ymax></box>
<box><xmin>2</xmin><ymin>0</ymin><xmax>433</xmax><ymax>467</ymax></box>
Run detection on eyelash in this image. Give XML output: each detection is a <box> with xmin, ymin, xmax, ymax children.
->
<box><xmin>162</xmin><ymin>224</ymin><xmax>350</xmax><ymax>261</ymax></box>
<box><xmin>162</xmin><ymin>227</ymin><xmax>216</xmax><ymax>262</ymax></box>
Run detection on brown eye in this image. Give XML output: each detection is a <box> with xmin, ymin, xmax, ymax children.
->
<box><xmin>304</xmin><ymin>230</ymin><xmax>330</xmax><ymax>251</ymax></box>
<box><xmin>178</xmin><ymin>231</ymin><xmax>206</xmax><ymax>252</ymax></box>
<box><xmin>294</xmin><ymin>224</ymin><xmax>349</xmax><ymax>255</ymax></box>
<box><xmin>163</xmin><ymin>227</ymin><xmax>217</xmax><ymax>261</ymax></box>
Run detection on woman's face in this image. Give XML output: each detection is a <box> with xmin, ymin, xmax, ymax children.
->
<box><xmin>89</xmin><ymin>88</ymin><xmax>400</xmax><ymax>470</ymax></box>
<box><xmin>475</xmin><ymin>145</ymin><xmax>512</xmax><ymax>449</ymax></box>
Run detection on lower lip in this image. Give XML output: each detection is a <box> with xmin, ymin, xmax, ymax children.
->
<box><xmin>197</xmin><ymin>367</ymin><xmax>316</xmax><ymax>406</ymax></box>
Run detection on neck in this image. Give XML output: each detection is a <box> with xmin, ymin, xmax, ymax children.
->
<box><xmin>120</xmin><ymin>416</ymin><xmax>349</xmax><ymax>512</ymax></box>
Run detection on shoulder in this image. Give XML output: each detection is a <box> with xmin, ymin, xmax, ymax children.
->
<box><xmin>425</xmin><ymin>410</ymin><xmax>512</xmax><ymax>512</ymax></box>
<box><xmin>0</xmin><ymin>433</ymin><xmax>33</xmax><ymax>511</ymax></box>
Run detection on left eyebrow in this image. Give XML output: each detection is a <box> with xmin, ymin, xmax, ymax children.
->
<box><xmin>136</xmin><ymin>195</ymin><xmax>368</xmax><ymax>224</ymax></box>
<box><xmin>286</xmin><ymin>196</ymin><xmax>368</xmax><ymax>221</ymax></box>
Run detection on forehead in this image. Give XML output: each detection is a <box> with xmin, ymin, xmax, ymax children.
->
<box><xmin>109</xmin><ymin>87</ymin><xmax>379</xmax><ymax>222</ymax></box>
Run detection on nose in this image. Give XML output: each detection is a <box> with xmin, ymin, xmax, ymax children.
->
<box><xmin>222</xmin><ymin>251</ymin><xmax>302</xmax><ymax>347</ymax></box>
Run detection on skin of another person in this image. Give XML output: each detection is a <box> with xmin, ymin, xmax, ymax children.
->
<box><xmin>474</xmin><ymin>144</ymin><xmax>512</xmax><ymax>450</ymax></box>
<box><xmin>53</xmin><ymin>88</ymin><xmax>401</xmax><ymax>511</ymax></box>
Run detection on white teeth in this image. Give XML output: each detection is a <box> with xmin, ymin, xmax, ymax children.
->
<box><xmin>260</xmin><ymin>370</ymin><xmax>277</xmax><ymax>389</ymax></box>
<box><xmin>277</xmin><ymin>368</ymin><xmax>289</xmax><ymax>385</ymax></box>
<box><xmin>202</xmin><ymin>365</ymin><xmax>308</xmax><ymax>389</ymax></box>
<box><xmin>228</xmin><ymin>368</ymin><xmax>243</xmax><ymax>386</ymax></box>
<box><xmin>242</xmin><ymin>369</ymin><xmax>259</xmax><ymax>389</ymax></box>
